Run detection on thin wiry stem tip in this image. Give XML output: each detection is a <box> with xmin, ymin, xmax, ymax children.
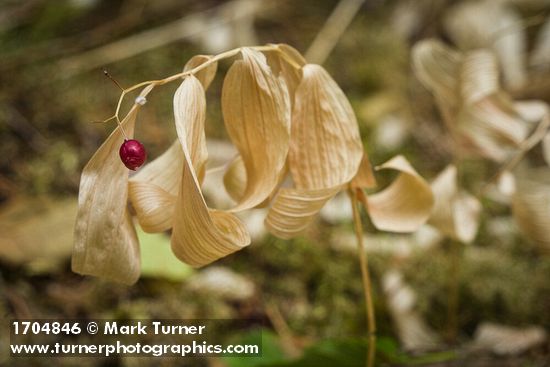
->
<box><xmin>103</xmin><ymin>68</ymin><xmax>125</xmax><ymax>92</ymax></box>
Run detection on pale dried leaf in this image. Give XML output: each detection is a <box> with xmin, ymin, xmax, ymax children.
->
<box><xmin>129</xmin><ymin>73</ymin><xmax>209</xmax><ymax>233</ymax></box>
<box><xmin>460</xmin><ymin>50</ymin><xmax>499</xmax><ymax>105</ymax></box>
<box><xmin>223</xmin><ymin>155</ymin><xmax>247</xmax><ymax>203</ymax></box>
<box><xmin>412</xmin><ymin>40</ymin><xmax>531</xmax><ymax>162</ymax></box>
<box><xmin>275</xmin><ymin>43</ymin><xmax>307</xmax><ymax>66</ymax></box>
<box><xmin>444</xmin><ymin>1</ymin><xmax>527</xmax><ymax>89</ymax></box>
<box><xmin>130</xmin><ymin>141</ymin><xmax>182</xmax><ymax>196</ymax></box>
<box><xmin>456</xmin><ymin>95</ymin><xmax>528</xmax><ymax>161</ymax></box>
<box><xmin>128</xmin><ymin>141</ymin><xmax>181</xmax><ymax>232</ymax></box>
<box><xmin>183</xmin><ymin>55</ymin><xmax>218</xmax><ymax>90</ymax></box>
<box><xmin>266</xmin><ymin>43</ymin><xmax>305</xmax><ymax>104</ymax></box>
<box><xmin>223</xmin><ymin>153</ymin><xmax>288</xmax><ymax>210</ymax></box>
<box><xmin>457</xmin><ymin>50</ymin><xmax>528</xmax><ymax>161</ymax></box>
<box><xmin>412</xmin><ymin>39</ymin><xmax>462</xmax><ymax>110</ymax></box>
<box><xmin>170</xmin><ymin>76</ymin><xmax>250</xmax><ymax>266</ymax></box>
<box><xmin>429</xmin><ymin>165</ymin><xmax>481</xmax><ymax>243</ymax></box>
<box><xmin>174</xmin><ymin>76</ymin><xmax>209</xmax><ymax>176</ymax></box>
<box><xmin>129</xmin><ymin>55</ymin><xmax>217</xmax><ymax>232</ymax></box>
<box><xmin>288</xmin><ymin>64</ymin><xmax>363</xmax><ymax>189</ymax></box>
<box><xmin>512</xmin><ymin>169</ymin><xmax>550</xmax><ymax>253</ymax></box>
<box><xmin>267</xmin><ymin>187</ymin><xmax>341</xmax><ymax>239</ymax></box>
<box><xmin>473</xmin><ymin>322</ymin><xmax>547</xmax><ymax>355</ymax></box>
<box><xmin>364</xmin><ymin>155</ymin><xmax>434</xmax><ymax>233</ymax></box>
<box><xmin>351</xmin><ymin>154</ymin><xmax>377</xmax><ymax>190</ymax></box>
<box><xmin>128</xmin><ymin>181</ymin><xmax>175</xmax><ymax>233</ymax></box>
<box><xmin>221</xmin><ymin>47</ymin><xmax>291</xmax><ymax>211</ymax></box>
<box><xmin>265</xmin><ymin>64</ymin><xmax>363</xmax><ymax>238</ymax></box>
<box><xmin>73</xmin><ymin>85</ymin><xmax>153</xmax><ymax>284</ymax></box>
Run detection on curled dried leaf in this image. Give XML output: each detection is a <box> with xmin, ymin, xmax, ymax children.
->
<box><xmin>267</xmin><ymin>187</ymin><xmax>341</xmax><ymax>239</ymax></box>
<box><xmin>351</xmin><ymin>154</ymin><xmax>377</xmax><ymax>190</ymax></box>
<box><xmin>129</xmin><ymin>72</ymin><xmax>209</xmax><ymax>233</ymax></box>
<box><xmin>129</xmin><ymin>55</ymin><xmax>218</xmax><ymax>232</ymax></box>
<box><xmin>128</xmin><ymin>142</ymin><xmax>180</xmax><ymax>232</ymax></box>
<box><xmin>413</xmin><ymin>39</ymin><xmax>530</xmax><ymax>162</ymax></box>
<box><xmin>512</xmin><ymin>169</ymin><xmax>550</xmax><ymax>254</ymax></box>
<box><xmin>274</xmin><ymin>44</ymin><xmax>307</xmax><ymax>67</ymax></box>
<box><xmin>428</xmin><ymin>165</ymin><xmax>481</xmax><ymax>243</ymax></box>
<box><xmin>460</xmin><ymin>50</ymin><xmax>499</xmax><ymax>105</ymax></box>
<box><xmin>73</xmin><ymin>85</ymin><xmax>154</xmax><ymax>284</ymax></box>
<box><xmin>288</xmin><ymin>64</ymin><xmax>362</xmax><ymax>188</ymax></box>
<box><xmin>457</xmin><ymin>95</ymin><xmax>528</xmax><ymax>161</ymax></box>
<box><xmin>266</xmin><ymin>64</ymin><xmax>363</xmax><ymax>237</ymax></box>
<box><xmin>170</xmin><ymin>75</ymin><xmax>251</xmax><ymax>266</ymax></box>
<box><xmin>444</xmin><ymin>1</ymin><xmax>527</xmax><ymax>89</ymax></box>
<box><xmin>183</xmin><ymin>55</ymin><xmax>218</xmax><ymax>90</ymax></box>
<box><xmin>362</xmin><ymin>155</ymin><xmax>434</xmax><ymax>233</ymax></box>
<box><xmin>221</xmin><ymin>47</ymin><xmax>291</xmax><ymax>211</ymax></box>
<box><xmin>128</xmin><ymin>182</ymin><xmax>175</xmax><ymax>233</ymax></box>
<box><xmin>130</xmin><ymin>141</ymin><xmax>183</xmax><ymax>197</ymax></box>
<box><xmin>266</xmin><ymin>43</ymin><xmax>306</xmax><ymax>104</ymax></box>
<box><xmin>459</xmin><ymin>51</ymin><xmax>527</xmax><ymax>158</ymax></box>
<box><xmin>412</xmin><ymin>39</ymin><xmax>462</xmax><ymax>110</ymax></box>
<box><xmin>223</xmin><ymin>154</ymin><xmax>288</xmax><ymax>209</ymax></box>
<box><xmin>223</xmin><ymin>155</ymin><xmax>247</xmax><ymax>203</ymax></box>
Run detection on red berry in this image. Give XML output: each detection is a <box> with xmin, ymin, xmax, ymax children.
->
<box><xmin>119</xmin><ymin>139</ymin><xmax>147</xmax><ymax>170</ymax></box>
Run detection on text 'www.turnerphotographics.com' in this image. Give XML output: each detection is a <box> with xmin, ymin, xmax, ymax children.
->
<box><xmin>10</xmin><ymin>319</ymin><xmax>262</xmax><ymax>357</ymax></box>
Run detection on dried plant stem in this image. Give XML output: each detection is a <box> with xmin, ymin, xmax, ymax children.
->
<box><xmin>446</xmin><ymin>240</ymin><xmax>462</xmax><ymax>344</ymax></box>
<box><xmin>349</xmin><ymin>189</ymin><xmax>376</xmax><ymax>367</ymax></box>
<box><xmin>305</xmin><ymin>0</ymin><xmax>365</xmax><ymax>64</ymax></box>
<box><xmin>99</xmin><ymin>44</ymin><xmax>300</xmax><ymax>127</ymax></box>
<box><xmin>57</xmin><ymin>0</ymin><xmax>270</xmax><ymax>77</ymax></box>
<box><xmin>265</xmin><ymin>303</ymin><xmax>300</xmax><ymax>358</ymax></box>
